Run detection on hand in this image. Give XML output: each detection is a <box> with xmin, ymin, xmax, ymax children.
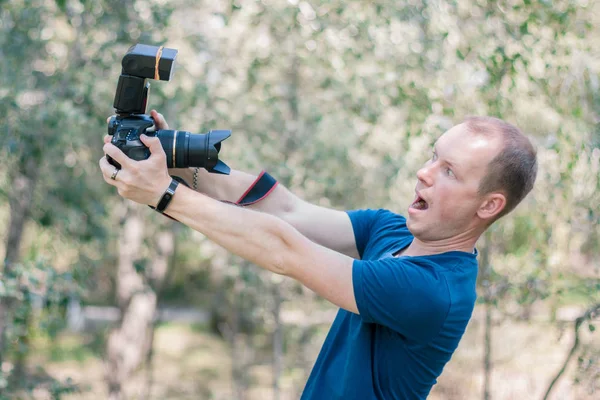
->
<box><xmin>103</xmin><ymin>109</ymin><xmax>169</xmax><ymax>145</ymax></box>
<box><xmin>150</xmin><ymin>109</ymin><xmax>169</xmax><ymax>129</ymax></box>
<box><xmin>99</xmin><ymin>134</ymin><xmax>172</xmax><ymax>207</ymax></box>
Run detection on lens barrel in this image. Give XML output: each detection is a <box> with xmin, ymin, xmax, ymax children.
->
<box><xmin>156</xmin><ymin>129</ymin><xmax>231</xmax><ymax>174</ymax></box>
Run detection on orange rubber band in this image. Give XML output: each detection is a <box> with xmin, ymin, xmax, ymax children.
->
<box><xmin>154</xmin><ymin>46</ymin><xmax>164</xmax><ymax>80</ymax></box>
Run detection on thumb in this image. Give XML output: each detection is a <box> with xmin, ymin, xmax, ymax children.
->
<box><xmin>140</xmin><ymin>134</ymin><xmax>165</xmax><ymax>157</ymax></box>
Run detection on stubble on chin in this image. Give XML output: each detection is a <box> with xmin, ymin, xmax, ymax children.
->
<box><xmin>406</xmin><ymin>216</ymin><xmax>421</xmax><ymax>237</ymax></box>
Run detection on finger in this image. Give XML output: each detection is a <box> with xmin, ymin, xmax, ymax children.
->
<box><xmin>104</xmin><ymin>135</ymin><xmax>112</xmax><ymax>144</ymax></box>
<box><xmin>103</xmin><ymin>142</ymin><xmax>134</xmax><ymax>169</ymax></box>
<box><xmin>150</xmin><ymin>109</ymin><xmax>169</xmax><ymax>129</ymax></box>
<box><xmin>99</xmin><ymin>156</ymin><xmax>120</xmax><ymax>186</ymax></box>
<box><xmin>140</xmin><ymin>134</ymin><xmax>166</xmax><ymax>159</ymax></box>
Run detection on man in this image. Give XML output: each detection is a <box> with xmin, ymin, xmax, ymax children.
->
<box><xmin>100</xmin><ymin>111</ymin><xmax>537</xmax><ymax>399</ymax></box>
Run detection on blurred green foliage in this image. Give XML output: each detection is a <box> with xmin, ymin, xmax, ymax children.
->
<box><xmin>0</xmin><ymin>0</ymin><xmax>598</xmax><ymax>398</ymax></box>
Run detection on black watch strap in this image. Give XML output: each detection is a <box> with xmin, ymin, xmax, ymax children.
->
<box><xmin>151</xmin><ymin>178</ymin><xmax>179</xmax><ymax>213</ymax></box>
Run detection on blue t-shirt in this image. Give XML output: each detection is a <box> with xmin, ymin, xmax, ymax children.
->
<box><xmin>301</xmin><ymin>209</ymin><xmax>478</xmax><ymax>400</ymax></box>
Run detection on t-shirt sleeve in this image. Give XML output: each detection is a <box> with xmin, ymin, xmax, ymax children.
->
<box><xmin>352</xmin><ymin>257</ymin><xmax>450</xmax><ymax>343</ymax></box>
<box><xmin>346</xmin><ymin>209</ymin><xmax>383</xmax><ymax>259</ymax></box>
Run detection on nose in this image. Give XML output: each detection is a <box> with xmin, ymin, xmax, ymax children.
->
<box><xmin>416</xmin><ymin>162</ymin><xmax>434</xmax><ymax>187</ymax></box>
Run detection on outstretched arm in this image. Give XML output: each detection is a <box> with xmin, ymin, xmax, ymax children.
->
<box><xmin>174</xmin><ymin>167</ymin><xmax>360</xmax><ymax>259</ymax></box>
<box><xmin>105</xmin><ymin>110</ymin><xmax>360</xmax><ymax>259</ymax></box>
<box><xmin>99</xmin><ymin>134</ymin><xmax>359</xmax><ymax>313</ymax></box>
<box><xmin>165</xmin><ymin>185</ymin><xmax>358</xmax><ymax>314</ymax></box>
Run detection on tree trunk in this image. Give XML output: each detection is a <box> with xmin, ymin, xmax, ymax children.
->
<box><xmin>483</xmin><ymin>301</ymin><xmax>492</xmax><ymax>400</ymax></box>
<box><xmin>229</xmin><ymin>276</ymin><xmax>245</xmax><ymax>400</ymax></box>
<box><xmin>8</xmin><ymin>288</ymin><xmax>31</xmax><ymax>388</ymax></box>
<box><xmin>0</xmin><ymin>155</ymin><xmax>39</xmax><ymax>368</ymax></box>
<box><xmin>298</xmin><ymin>325</ymin><xmax>317</xmax><ymax>398</ymax></box>
<box><xmin>143</xmin><ymin>226</ymin><xmax>175</xmax><ymax>399</ymax></box>
<box><xmin>105</xmin><ymin>203</ymin><xmax>168</xmax><ymax>400</ymax></box>
<box><xmin>480</xmin><ymin>231</ymin><xmax>493</xmax><ymax>400</ymax></box>
<box><xmin>272</xmin><ymin>281</ymin><xmax>283</xmax><ymax>400</ymax></box>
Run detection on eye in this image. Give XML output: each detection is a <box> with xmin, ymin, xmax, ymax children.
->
<box><xmin>432</xmin><ymin>151</ymin><xmax>438</xmax><ymax>161</ymax></box>
<box><xmin>445</xmin><ymin>167</ymin><xmax>455</xmax><ymax>178</ymax></box>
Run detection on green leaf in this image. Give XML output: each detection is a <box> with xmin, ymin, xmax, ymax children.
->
<box><xmin>134</xmin><ymin>260</ymin><xmax>146</xmax><ymax>274</ymax></box>
<box><xmin>55</xmin><ymin>0</ymin><xmax>66</xmax><ymax>12</ymax></box>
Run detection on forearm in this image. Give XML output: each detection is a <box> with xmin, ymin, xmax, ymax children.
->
<box><xmin>168</xmin><ymin>168</ymin><xmax>358</xmax><ymax>258</ymax></box>
<box><xmin>169</xmin><ymin>168</ymin><xmax>253</xmax><ymax>200</ymax></box>
<box><xmin>171</xmin><ymin>168</ymin><xmax>298</xmax><ymax>218</ymax></box>
<box><xmin>164</xmin><ymin>184</ymin><xmax>301</xmax><ymax>275</ymax></box>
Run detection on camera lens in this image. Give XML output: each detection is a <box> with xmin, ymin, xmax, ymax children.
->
<box><xmin>156</xmin><ymin>129</ymin><xmax>230</xmax><ymax>172</ymax></box>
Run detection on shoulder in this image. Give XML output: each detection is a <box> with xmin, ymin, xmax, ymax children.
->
<box><xmin>347</xmin><ymin>209</ymin><xmax>412</xmax><ymax>259</ymax></box>
<box><xmin>372</xmin><ymin>209</ymin><xmax>407</xmax><ymax>234</ymax></box>
<box><xmin>347</xmin><ymin>208</ymin><xmax>408</xmax><ymax>233</ymax></box>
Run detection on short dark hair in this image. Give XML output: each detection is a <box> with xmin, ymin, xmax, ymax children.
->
<box><xmin>464</xmin><ymin>116</ymin><xmax>538</xmax><ymax>220</ymax></box>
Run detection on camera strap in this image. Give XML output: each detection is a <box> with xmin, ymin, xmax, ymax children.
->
<box><xmin>173</xmin><ymin>170</ymin><xmax>278</xmax><ymax>206</ymax></box>
<box><xmin>234</xmin><ymin>171</ymin><xmax>279</xmax><ymax>206</ymax></box>
<box><xmin>156</xmin><ymin>171</ymin><xmax>278</xmax><ymax>222</ymax></box>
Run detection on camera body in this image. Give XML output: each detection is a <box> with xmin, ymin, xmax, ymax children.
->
<box><xmin>108</xmin><ymin>44</ymin><xmax>230</xmax><ymax>174</ymax></box>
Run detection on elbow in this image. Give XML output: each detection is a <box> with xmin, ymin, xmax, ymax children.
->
<box><xmin>269</xmin><ymin>245</ymin><xmax>292</xmax><ymax>277</ymax></box>
<box><xmin>268</xmin><ymin>221</ymin><xmax>302</xmax><ymax>277</ymax></box>
<box><xmin>275</xmin><ymin>191</ymin><xmax>302</xmax><ymax>221</ymax></box>
<box><xmin>281</xmin><ymin>196</ymin><xmax>299</xmax><ymax>215</ymax></box>
<box><xmin>271</xmin><ymin>254</ymin><xmax>289</xmax><ymax>276</ymax></box>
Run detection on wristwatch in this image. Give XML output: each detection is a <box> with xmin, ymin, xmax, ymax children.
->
<box><xmin>152</xmin><ymin>178</ymin><xmax>179</xmax><ymax>213</ymax></box>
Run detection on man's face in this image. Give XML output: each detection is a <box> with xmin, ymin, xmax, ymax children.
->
<box><xmin>406</xmin><ymin>123</ymin><xmax>503</xmax><ymax>241</ymax></box>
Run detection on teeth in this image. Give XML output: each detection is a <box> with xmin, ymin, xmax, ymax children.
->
<box><xmin>411</xmin><ymin>199</ymin><xmax>426</xmax><ymax>210</ymax></box>
<box><xmin>411</xmin><ymin>194</ymin><xmax>429</xmax><ymax>210</ymax></box>
<box><xmin>411</xmin><ymin>198</ymin><xmax>428</xmax><ymax>210</ymax></box>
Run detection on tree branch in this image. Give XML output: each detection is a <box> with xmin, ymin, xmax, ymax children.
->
<box><xmin>542</xmin><ymin>302</ymin><xmax>600</xmax><ymax>400</ymax></box>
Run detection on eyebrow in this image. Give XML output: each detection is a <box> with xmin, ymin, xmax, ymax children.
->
<box><xmin>433</xmin><ymin>145</ymin><xmax>461</xmax><ymax>173</ymax></box>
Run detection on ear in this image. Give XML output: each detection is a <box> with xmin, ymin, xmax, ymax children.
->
<box><xmin>476</xmin><ymin>192</ymin><xmax>506</xmax><ymax>222</ymax></box>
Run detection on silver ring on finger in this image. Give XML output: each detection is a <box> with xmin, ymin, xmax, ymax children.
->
<box><xmin>110</xmin><ymin>168</ymin><xmax>120</xmax><ymax>181</ymax></box>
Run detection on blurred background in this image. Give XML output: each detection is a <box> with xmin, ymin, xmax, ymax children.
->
<box><xmin>0</xmin><ymin>0</ymin><xmax>598</xmax><ymax>399</ymax></box>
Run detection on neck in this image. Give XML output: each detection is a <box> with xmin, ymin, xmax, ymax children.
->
<box><xmin>400</xmin><ymin>229</ymin><xmax>481</xmax><ymax>257</ymax></box>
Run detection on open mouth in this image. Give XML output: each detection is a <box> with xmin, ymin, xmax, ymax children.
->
<box><xmin>410</xmin><ymin>195</ymin><xmax>429</xmax><ymax>211</ymax></box>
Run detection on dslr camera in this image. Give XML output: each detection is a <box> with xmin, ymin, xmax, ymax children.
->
<box><xmin>107</xmin><ymin>44</ymin><xmax>230</xmax><ymax>174</ymax></box>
